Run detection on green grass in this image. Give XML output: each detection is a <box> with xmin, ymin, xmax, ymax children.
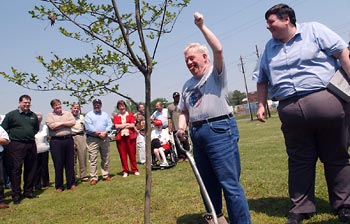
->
<box><xmin>0</xmin><ymin>116</ymin><xmax>343</xmax><ymax>223</ymax></box>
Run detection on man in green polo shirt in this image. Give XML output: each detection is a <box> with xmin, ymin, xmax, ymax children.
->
<box><xmin>1</xmin><ymin>95</ymin><xmax>39</xmax><ymax>204</ymax></box>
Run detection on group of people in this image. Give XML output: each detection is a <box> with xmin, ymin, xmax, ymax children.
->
<box><xmin>1</xmin><ymin>3</ymin><xmax>349</xmax><ymax>224</ymax></box>
<box><xmin>149</xmin><ymin>101</ymin><xmax>171</xmax><ymax>167</ymax></box>
<box><xmin>0</xmin><ymin>97</ymin><xmax>144</xmax><ymax>208</ymax></box>
<box><xmin>173</xmin><ymin>4</ymin><xmax>349</xmax><ymax>224</ymax></box>
<box><xmin>133</xmin><ymin>97</ymin><xmax>189</xmax><ymax>168</ymax></box>
<box><xmin>0</xmin><ymin>93</ymin><xmax>189</xmax><ymax>209</ymax></box>
<box><xmin>148</xmin><ymin>97</ymin><xmax>189</xmax><ymax>167</ymax></box>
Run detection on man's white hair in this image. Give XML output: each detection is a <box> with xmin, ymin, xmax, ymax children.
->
<box><xmin>184</xmin><ymin>43</ymin><xmax>210</xmax><ymax>62</ymax></box>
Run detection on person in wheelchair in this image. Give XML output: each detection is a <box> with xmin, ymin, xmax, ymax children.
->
<box><xmin>151</xmin><ymin>120</ymin><xmax>170</xmax><ymax>167</ymax></box>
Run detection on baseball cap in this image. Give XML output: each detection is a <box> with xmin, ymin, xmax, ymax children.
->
<box><xmin>92</xmin><ymin>99</ymin><xmax>102</xmax><ymax>105</ymax></box>
<box><xmin>153</xmin><ymin>120</ymin><xmax>162</xmax><ymax>126</ymax></box>
<box><xmin>173</xmin><ymin>92</ymin><xmax>180</xmax><ymax>98</ymax></box>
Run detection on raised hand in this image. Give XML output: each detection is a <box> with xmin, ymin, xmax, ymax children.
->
<box><xmin>194</xmin><ymin>12</ymin><xmax>204</xmax><ymax>27</ymax></box>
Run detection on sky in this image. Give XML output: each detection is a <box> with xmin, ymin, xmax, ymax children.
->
<box><xmin>1</xmin><ymin>0</ymin><xmax>349</xmax><ymax>117</ymax></box>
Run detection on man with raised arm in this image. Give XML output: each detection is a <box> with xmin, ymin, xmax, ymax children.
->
<box><xmin>176</xmin><ymin>12</ymin><xmax>251</xmax><ymax>224</ymax></box>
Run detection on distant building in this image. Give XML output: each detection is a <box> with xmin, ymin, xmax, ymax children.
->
<box><xmin>247</xmin><ymin>91</ymin><xmax>258</xmax><ymax>103</ymax></box>
<box><xmin>234</xmin><ymin>91</ymin><xmax>278</xmax><ymax>116</ymax></box>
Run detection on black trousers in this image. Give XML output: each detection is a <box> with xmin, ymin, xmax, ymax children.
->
<box><xmin>278</xmin><ymin>89</ymin><xmax>350</xmax><ymax>213</ymax></box>
<box><xmin>50</xmin><ymin>137</ymin><xmax>75</xmax><ymax>190</ymax></box>
<box><xmin>35</xmin><ymin>151</ymin><xmax>50</xmax><ymax>189</ymax></box>
<box><xmin>4</xmin><ymin>141</ymin><xmax>37</xmax><ymax>199</ymax></box>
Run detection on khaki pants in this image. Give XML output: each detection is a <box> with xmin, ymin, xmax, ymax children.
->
<box><xmin>73</xmin><ymin>134</ymin><xmax>88</xmax><ymax>179</ymax></box>
<box><xmin>86</xmin><ymin>137</ymin><xmax>110</xmax><ymax>181</ymax></box>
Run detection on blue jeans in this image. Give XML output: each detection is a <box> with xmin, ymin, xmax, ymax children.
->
<box><xmin>190</xmin><ymin>117</ymin><xmax>251</xmax><ymax>224</ymax></box>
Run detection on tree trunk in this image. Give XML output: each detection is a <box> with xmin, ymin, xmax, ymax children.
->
<box><xmin>144</xmin><ymin>71</ymin><xmax>152</xmax><ymax>224</ymax></box>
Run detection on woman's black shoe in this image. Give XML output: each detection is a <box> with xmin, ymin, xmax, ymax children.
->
<box><xmin>285</xmin><ymin>213</ymin><xmax>314</xmax><ymax>224</ymax></box>
<box><xmin>338</xmin><ymin>207</ymin><xmax>350</xmax><ymax>223</ymax></box>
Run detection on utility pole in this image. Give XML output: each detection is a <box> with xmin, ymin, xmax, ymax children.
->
<box><xmin>239</xmin><ymin>55</ymin><xmax>253</xmax><ymax>121</ymax></box>
<box><xmin>255</xmin><ymin>45</ymin><xmax>271</xmax><ymax>118</ymax></box>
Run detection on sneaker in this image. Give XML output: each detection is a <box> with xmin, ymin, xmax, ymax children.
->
<box><xmin>122</xmin><ymin>173</ymin><xmax>128</xmax><ymax>178</ymax></box>
<box><xmin>134</xmin><ymin>172</ymin><xmax>140</xmax><ymax>176</ymax></box>
<box><xmin>160</xmin><ymin>162</ymin><xmax>168</xmax><ymax>167</ymax></box>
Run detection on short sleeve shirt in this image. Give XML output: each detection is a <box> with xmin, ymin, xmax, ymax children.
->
<box><xmin>167</xmin><ymin>103</ymin><xmax>181</xmax><ymax>131</ymax></box>
<box><xmin>179</xmin><ymin>64</ymin><xmax>231</xmax><ymax>122</ymax></box>
<box><xmin>255</xmin><ymin>22</ymin><xmax>347</xmax><ymax>101</ymax></box>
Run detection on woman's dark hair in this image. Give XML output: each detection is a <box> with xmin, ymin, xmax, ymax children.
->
<box><xmin>50</xmin><ymin>99</ymin><xmax>61</xmax><ymax>107</ymax></box>
<box><xmin>265</xmin><ymin>4</ymin><xmax>296</xmax><ymax>27</ymax></box>
<box><xmin>117</xmin><ymin>100</ymin><xmax>127</xmax><ymax>109</ymax></box>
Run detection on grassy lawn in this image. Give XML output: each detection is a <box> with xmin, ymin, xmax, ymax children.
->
<box><xmin>0</xmin><ymin>115</ymin><xmax>342</xmax><ymax>223</ymax></box>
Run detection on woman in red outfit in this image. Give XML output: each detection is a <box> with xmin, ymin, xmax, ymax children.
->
<box><xmin>113</xmin><ymin>100</ymin><xmax>139</xmax><ymax>177</ymax></box>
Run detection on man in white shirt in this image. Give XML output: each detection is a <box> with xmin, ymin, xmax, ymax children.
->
<box><xmin>0</xmin><ymin>126</ymin><xmax>10</xmax><ymax>208</ymax></box>
<box><xmin>150</xmin><ymin>101</ymin><xmax>168</xmax><ymax>129</ymax></box>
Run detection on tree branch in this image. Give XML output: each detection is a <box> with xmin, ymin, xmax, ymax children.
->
<box><xmin>135</xmin><ymin>0</ymin><xmax>152</xmax><ymax>74</ymax></box>
<box><xmin>111</xmin><ymin>0</ymin><xmax>145</xmax><ymax>73</ymax></box>
<box><xmin>47</xmin><ymin>0</ymin><xmax>135</xmax><ymax>63</ymax></box>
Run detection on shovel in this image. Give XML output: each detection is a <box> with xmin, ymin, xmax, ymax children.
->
<box><xmin>174</xmin><ymin>134</ymin><xmax>218</xmax><ymax>224</ymax></box>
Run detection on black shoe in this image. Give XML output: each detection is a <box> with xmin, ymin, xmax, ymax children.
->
<box><xmin>285</xmin><ymin>213</ymin><xmax>304</xmax><ymax>224</ymax></box>
<box><xmin>13</xmin><ymin>197</ymin><xmax>21</xmax><ymax>205</ymax></box>
<box><xmin>285</xmin><ymin>213</ymin><xmax>314</xmax><ymax>224</ymax></box>
<box><xmin>42</xmin><ymin>182</ymin><xmax>51</xmax><ymax>188</ymax></box>
<box><xmin>338</xmin><ymin>207</ymin><xmax>350</xmax><ymax>223</ymax></box>
<box><xmin>23</xmin><ymin>193</ymin><xmax>37</xmax><ymax>199</ymax></box>
<box><xmin>81</xmin><ymin>177</ymin><xmax>90</xmax><ymax>182</ymax></box>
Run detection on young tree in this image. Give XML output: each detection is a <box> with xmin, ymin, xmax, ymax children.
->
<box><xmin>1</xmin><ymin>1</ymin><xmax>190</xmax><ymax>223</ymax></box>
<box><xmin>228</xmin><ymin>90</ymin><xmax>246</xmax><ymax>106</ymax></box>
